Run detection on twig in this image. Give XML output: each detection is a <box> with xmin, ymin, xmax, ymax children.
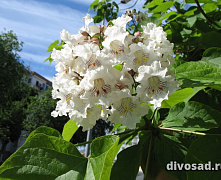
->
<box><xmin>120</xmin><ymin>0</ymin><xmax>138</xmax><ymax>11</ymax></box>
<box><xmin>194</xmin><ymin>0</ymin><xmax>221</xmax><ymax>29</ymax></box>
<box><xmin>75</xmin><ymin>139</ymin><xmax>93</xmax><ymax>147</ymax></box>
<box><xmin>159</xmin><ymin>127</ymin><xmax>206</xmax><ymax>136</ymax></box>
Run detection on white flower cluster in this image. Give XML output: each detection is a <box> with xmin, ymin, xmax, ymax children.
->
<box><xmin>51</xmin><ymin>14</ymin><xmax>179</xmax><ymax>130</ymax></box>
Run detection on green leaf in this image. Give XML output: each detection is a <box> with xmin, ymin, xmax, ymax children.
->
<box><xmin>185</xmin><ymin>0</ymin><xmax>211</xmax><ymax>3</ymax></box>
<box><xmin>0</xmin><ymin>134</ymin><xmax>87</xmax><ymax>180</ymax></box>
<box><xmin>202</xmin><ymin>47</ymin><xmax>221</xmax><ymax>67</ymax></box>
<box><xmin>186</xmin><ymin>135</ymin><xmax>221</xmax><ymax>179</ymax></box>
<box><xmin>152</xmin><ymin>1</ymin><xmax>174</xmax><ymax>13</ymax></box>
<box><xmin>202</xmin><ymin>31</ymin><xmax>221</xmax><ymax>48</ymax></box>
<box><xmin>162</xmin><ymin>101</ymin><xmax>221</xmax><ymax>131</ymax></box>
<box><xmin>184</xmin><ymin>7</ymin><xmax>197</xmax><ymax>16</ymax></box>
<box><xmin>154</xmin><ymin>134</ymin><xmax>187</xmax><ymax>180</ymax></box>
<box><xmin>0</xmin><ymin>134</ymin><xmax>119</xmax><ymax>180</ymax></box>
<box><xmin>160</xmin><ymin>11</ymin><xmax>176</xmax><ymax>22</ymax></box>
<box><xmin>44</xmin><ymin>54</ymin><xmax>54</xmax><ymax>64</ymax></box>
<box><xmin>93</xmin><ymin>15</ymin><xmax>104</xmax><ymax>23</ymax></box>
<box><xmin>110</xmin><ymin>145</ymin><xmax>142</xmax><ymax>180</ymax></box>
<box><xmin>186</xmin><ymin>16</ymin><xmax>197</xmax><ymax>27</ymax></box>
<box><xmin>89</xmin><ymin>0</ymin><xmax>99</xmax><ymax>11</ymax></box>
<box><xmin>62</xmin><ymin>120</ymin><xmax>79</xmax><ymax>141</ymax></box>
<box><xmin>111</xmin><ymin>123</ymin><xmax>121</xmax><ymax>132</ymax></box>
<box><xmin>161</xmin><ymin>87</ymin><xmax>204</xmax><ymax>108</ymax></box>
<box><xmin>85</xmin><ymin>135</ymin><xmax>119</xmax><ymax>180</ymax></box>
<box><xmin>113</xmin><ymin>64</ymin><xmax>123</xmax><ymax>71</ymax></box>
<box><xmin>144</xmin><ymin>0</ymin><xmax>163</xmax><ymax>9</ymax></box>
<box><xmin>175</xmin><ymin>61</ymin><xmax>221</xmax><ymax>88</ymax></box>
<box><xmin>203</xmin><ymin>3</ymin><xmax>218</xmax><ymax>13</ymax></box>
<box><xmin>47</xmin><ymin>40</ymin><xmax>59</xmax><ymax>52</ymax></box>
<box><xmin>26</xmin><ymin>126</ymin><xmax>62</xmax><ymax>142</ymax></box>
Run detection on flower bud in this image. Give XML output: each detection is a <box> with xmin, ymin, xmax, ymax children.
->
<box><xmin>132</xmin><ymin>9</ymin><xmax>136</xmax><ymax>14</ymax></box>
<box><xmin>80</xmin><ymin>31</ymin><xmax>89</xmax><ymax>36</ymax></box>
<box><xmin>91</xmin><ymin>37</ymin><xmax>99</xmax><ymax>45</ymax></box>
<box><xmin>134</xmin><ymin>31</ymin><xmax>141</xmax><ymax>37</ymax></box>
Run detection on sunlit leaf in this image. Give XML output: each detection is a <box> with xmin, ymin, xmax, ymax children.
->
<box><xmin>62</xmin><ymin>120</ymin><xmax>79</xmax><ymax>142</ymax></box>
<box><xmin>162</xmin><ymin>102</ymin><xmax>221</xmax><ymax>131</ymax></box>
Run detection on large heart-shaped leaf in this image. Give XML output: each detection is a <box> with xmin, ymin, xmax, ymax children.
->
<box><xmin>186</xmin><ymin>135</ymin><xmax>221</xmax><ymax>180</ymax></box>
<box><xmin>110</xmin><ymin>145</ymin><xmax>142</xmax><ymax>180</ymax></box>
<box><xmin>175</xmin><ymin>61</ymin><xmax>221</xmax><ymax>89</ymax></box>
<box><xmin>154</xmin><ymin>134</ymin><xmax>187</xmax><ymax>180</ymax></box>
<box><xmin>161</xmin><ymin>87</ymin><xmax>204</xmax><ymax>108</ymax></box>
<box><xmin>0</xmin><ymin>127</ymin><xmax>119</xmax><ymax>180</ymax></box>
<box><xmin>162</xmin><ymin>102</ymin><xmax>221</xmax><ymax>131</ymax></box>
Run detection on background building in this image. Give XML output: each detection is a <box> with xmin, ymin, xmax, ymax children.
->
<box><xmin>27</xmin><ymin>71</ymin><xmax>52</xmax><ymax>90</ymax></box>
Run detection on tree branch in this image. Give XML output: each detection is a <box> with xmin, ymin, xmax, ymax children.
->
<box><xmin>194</xmin><ymin>0</ymin><xmax>221</xmax><ymax>29</ymax></box>
<box><xmin>159</xmin><ymin>127</ymin><xmax>206</xmax><ymax>136</ymax></box>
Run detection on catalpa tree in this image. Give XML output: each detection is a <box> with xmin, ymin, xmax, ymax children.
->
<box><xmin>0</xmin><ymin>0</ymin><xmax>221</xmax><ymax>180</ymax></box>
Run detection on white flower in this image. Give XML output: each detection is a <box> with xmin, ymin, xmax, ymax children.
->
<box><xmin>102</xmin><ymin>15</ymin><xmax>131</xmax><ymax>54</ymax></box>
<box><xmin>112</xmin><ymin>14</ymin><xmax>132</xmax><ymax>28</ymax></box>
<box><xmin>80</xmin><ymin>66</ymin><xmax>118</xmax><ymax>106</ymax></box>
<box><xmin>109</xmin><ymin>97</ymin><xmax>149</xmax><ymax>129</ymax></box>
<box><xmin>51</xmin><ymin>14</ymin><xmax>178</xmax><ymax>130</ymax></box>
<box><xmin>136</xmin><ymin>61</ymin><xmax>179</xmax><ymax>109</ymax></box>
<box><xmin>83</xmin><ymin>14</ymin><xmax>93</xmax><ymax>27</ymax></box>
<box><xmin>70</xmin><ymin>105</ymin><xmax>108</xmax><ymax>131</ymax></box>
<box><xmin>127</xmin><ymin>42</ymin><xmax>159</xmax><ymax>71</ymax></box>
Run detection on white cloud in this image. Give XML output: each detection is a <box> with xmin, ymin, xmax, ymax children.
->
<box><xmin>0</xmin><ymin>0</ymin><xmax>89</xmax><ymax>78</ymax></box>
<box><xmin>19</xmin><ymin>51</ymin><xmax>48</xmax><ymax>64</ymax></box>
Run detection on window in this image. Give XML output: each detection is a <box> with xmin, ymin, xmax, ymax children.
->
<box><xmin>28</xmin><ymin>78</ymin><xmax>32</xmax><ymax>84</ymax></box>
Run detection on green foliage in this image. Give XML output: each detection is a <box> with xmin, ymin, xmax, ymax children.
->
<box><xmin>175</xmin><ymin>61</ymin><xmax>221</xmax><ymax>89</ymax></box>
<box><xmin>0</xmin><ymin>30</ymin><xmax>38</xmax><ymax>146</ymax></box>
<box><xmin>154</xmin><ymin>134</ymin><xmax>187</xmax><ymax>180</ymax></box>
<box><xmin>110</xmin><ymin>145</ymin><xmax>142</xmax><ymax>180</ymax></box>
<box><xmin>23</xmin><ymin>89</ymin><xmax>68</xmax><ymax>134</ymax></box>
<box><xmin>1</xmin><ymin>0</ymin><xmax>221</xmax><ymax>179</ymax></box>
<box><xmin>0</xmin><ymin>127</ymin><xmax>119</xmax><ymax>180</ymax></box>
<box><xmin>45</xmin><ymin>40</ymin><xmax>64</xmax><ymax>64</ymax></box>
<box><xmin>162</xmin><ymin>101</ymin><xmax>221</xmax><ymax>131</ymax></box>
<box><xmin>89</xmin><ymin>0</ymin><xmax>118</xmax><ymax>23</ymax></box>
<box><xmin>186</xmin><ymin>135</ymin><xmax>221</xmax><ymax>179</ymax></box>
<box><xmin>62</xmin><ymin>120</ymin><xmax>79</xmax><ymax>141</ymax></box>
<box><xmin>26</xmin><ymin>126</ymin><xmax>62</xmax><ymax>142</ymax></box>
<box><xmin>161</xmin><ymin>87</ymin><xmax>204</xmax><ymax>108</ymax></box>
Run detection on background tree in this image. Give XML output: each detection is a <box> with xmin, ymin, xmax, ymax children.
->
<box><xmin>24</xmin><ymin>89</ymin><xmax>69</xmax><ymax>133</ymax></box>
<box><xmin>0</xmin><ymin>30</ymin><xmax>38</xmax><ymax>154</ymax></box>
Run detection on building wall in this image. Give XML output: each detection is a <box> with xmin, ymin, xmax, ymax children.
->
<box><xmin>27</xmin><ymin>72</ymin><xmax>52</xmax><ymax>90</ymax></box>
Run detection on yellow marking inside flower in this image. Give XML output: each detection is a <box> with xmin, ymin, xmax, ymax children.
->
<box><xmin>129</xmin><ymin>107</ymin><xmax>133</xmax><ymax>112</ymax></box>
<box><xmin>110</xmin><ymin>40</ymin><xmax>124</xmax><ymax>54</ymax></box>
<box><xmin>65</xmin><ymin>94</ymin><xmax>72</xmax><ymax>102</ymax></box>
<box><xmin>134</xmin><ymin>50</ymin><xmax>149</xmax><ymax>65</ymax></box>
<box><xmin>64</xmin><ymin>68</ymin><xmax>68</xmax><ymax>74</ymax></box>
<box><xmin>119</xmin><ymin>98</ymin><xmax>136</xmax><ymax>116</ymax></box>
<box><xmin>122</xmin><ymin>107</ymin><xmax>128</xmax><ymax>115</ymax></box>
<box><xmin>143</xmin><ymin>36</ymin><xmax>148</xmax><ymax>40</ymax></box>
<box><xmin>87</xmin><ymin>109</ymin><xmax>90</xmax><ymax>115</ymax></box>
<box><xmin>141</xmin><ymin>57</ymin><xmax>148</xmax><ymax>62</ymax></box>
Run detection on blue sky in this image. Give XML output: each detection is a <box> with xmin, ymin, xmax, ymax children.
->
<box><xmin>0</xmin><ymin>0</ymin><xmax>145</xmax><ymax>81</ymax></box>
